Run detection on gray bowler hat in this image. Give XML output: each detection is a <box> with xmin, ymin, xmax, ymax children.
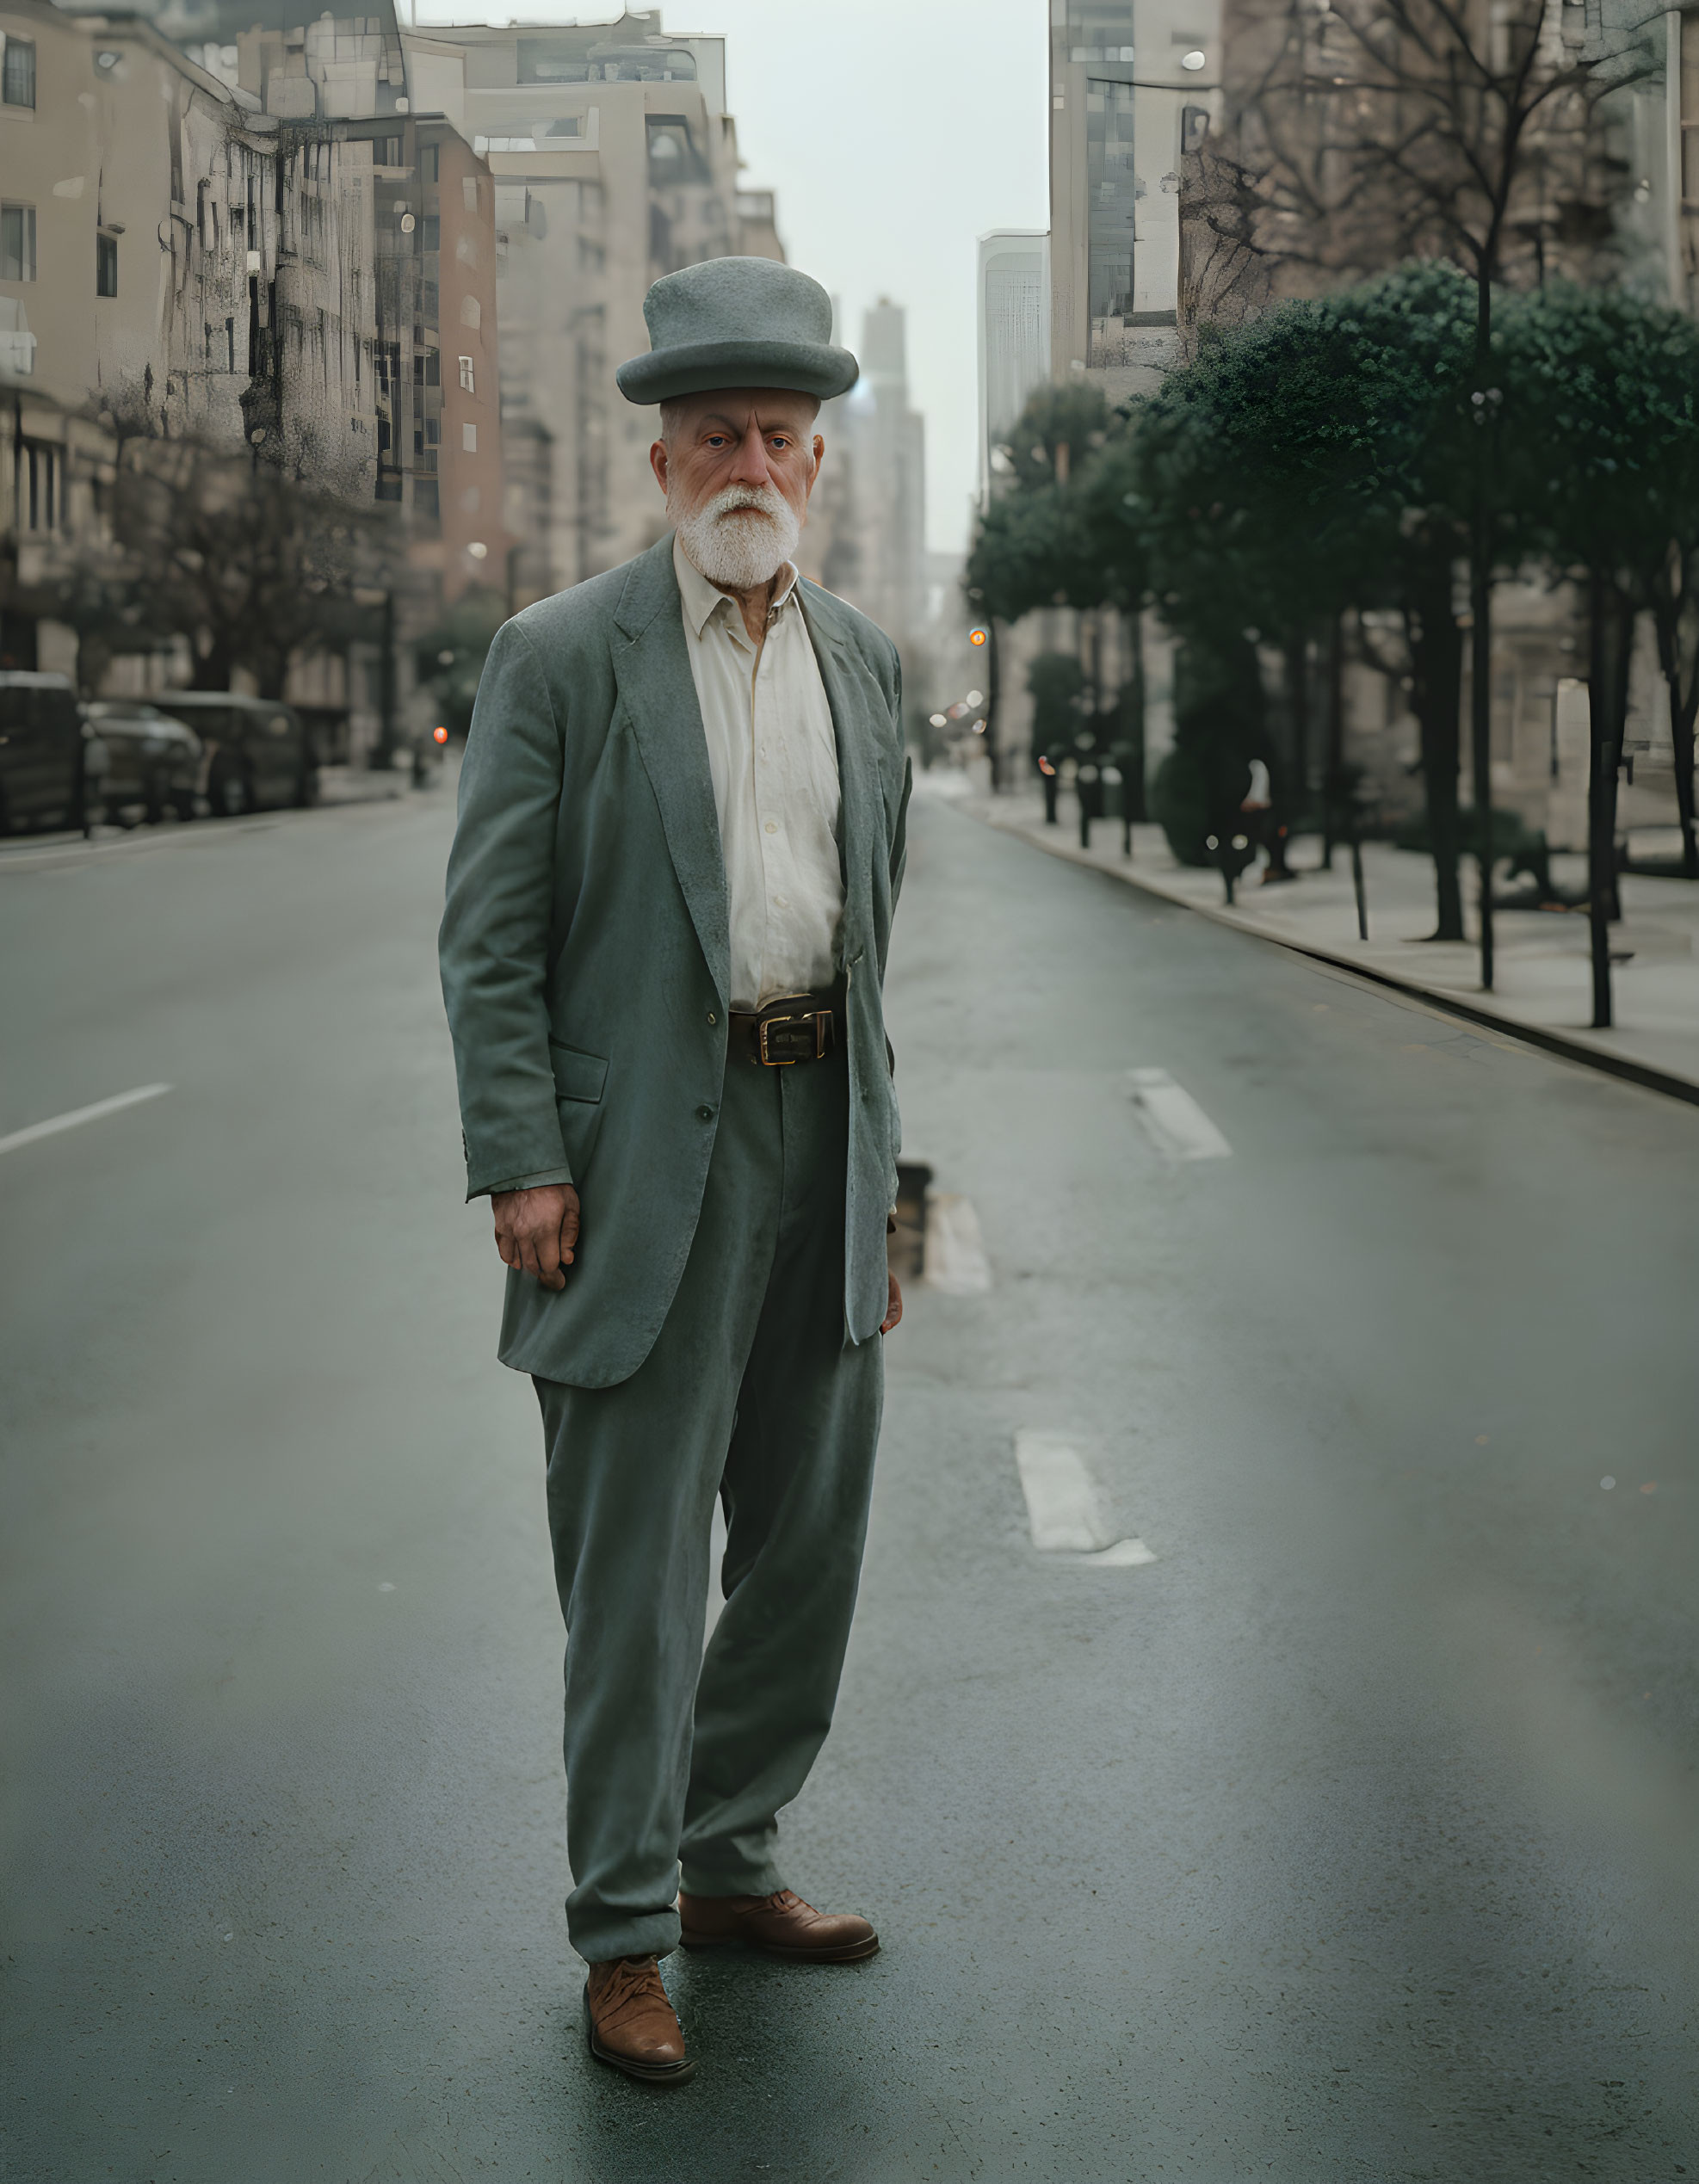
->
<box><xmin>615</xmin><ymin>257</ymin><xmax>859</xmax><ymax>404</ymax></box>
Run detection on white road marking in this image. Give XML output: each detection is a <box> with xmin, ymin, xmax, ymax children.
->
<box><xmin>1125</xmin><ymin>1069</ymin><xmax>1233</xmax><ymax>1161</ymax></box>
<box><xmin>0</xmin><ymin>1083</ymin><xmax>172</xmax><ymax>1158</ymax></box>
<box><xmin>924</xmin><ymin>1191</ymin><xmax>992</xmax><ymax>1293</ymax></box>
<box><xmin>1014</xmin><ymin>1432</ymin><xmax>1157</xmax><ymax>1565</ymax></box>
<box><xmin>1074</xmin><ymin>1536</ymin><xmax>1157</xmax><ymax>1567</ymax></box>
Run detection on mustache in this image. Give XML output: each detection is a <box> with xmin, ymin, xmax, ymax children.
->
<box><xmin>683</xmin><ymin>483</ymin><xmax>788</xmax><ymax>522</ymax></box>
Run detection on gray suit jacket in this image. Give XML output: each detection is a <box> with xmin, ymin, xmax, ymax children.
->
<box><xmin>439</xmin><ymin>533</ymin><xmax>911</xmax><ymax>1389</ymax></box>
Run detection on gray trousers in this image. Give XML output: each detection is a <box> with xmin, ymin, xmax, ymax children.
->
<box><xmin>534</xmin><ymin>1038</ymin><xmax>884</xmax><ymax>1965</ymax></box>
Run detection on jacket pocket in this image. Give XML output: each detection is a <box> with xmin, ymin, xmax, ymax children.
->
<box><xmin>549</xmin><ymin>1040</ymin><xmax>608</xmax><ymax>1103</ymax></box>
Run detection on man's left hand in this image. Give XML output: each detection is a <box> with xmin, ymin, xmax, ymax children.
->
<box><xmin>880</xmin><ymin>1272</ymin><xmax>903</xmax><ymax>1336</ymax></box>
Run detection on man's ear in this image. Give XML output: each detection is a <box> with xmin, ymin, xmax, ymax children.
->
<box><xmin>804</xmin><ymin>434</ymin><xmax>825</xmax><ymax>500</ymax></box>
<box><xmin>649</xmin><ymin>439</ymin><xmax>670</xmax><ymax>496</ymax></box>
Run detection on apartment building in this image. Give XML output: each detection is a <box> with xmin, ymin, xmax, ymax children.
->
<box><xmin>228</xmin><ymin>22</ymin><xmax>504</xmax><ymax>598</ymax></box>
<box><xmin>398</xmin><ymin>11</ymin><xmax>769</xmax><ymax>597</ymax></box>
<box><xmin>843</xmin><ymin>299</ymin><xmax>926</xmax><ymax>657</ymax></box>
<box><xmin>976</xmin><ymin>229</ymin><xmax>1050</xmax><ymax>509</ymax></box>
<box><xmin>0</xmin><ymin>0</ymin><xmax>281</xmax><ymax>669</ymax></box>
<box><xmin>1047</xmin><ymin>0</ymin><xmax>1221</xmax><ymax>400</ymax></box>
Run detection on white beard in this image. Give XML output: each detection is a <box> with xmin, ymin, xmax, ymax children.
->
<box><xmin>670</xmin><ymin>481</ymin><xmax>801</xmax><ymax>591</ymax></box>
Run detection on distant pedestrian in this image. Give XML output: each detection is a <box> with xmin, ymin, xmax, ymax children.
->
<box><xmin>439</xmin><ymin>258</ymin><xmax>910</xmax><ymax>2088</ymax></box>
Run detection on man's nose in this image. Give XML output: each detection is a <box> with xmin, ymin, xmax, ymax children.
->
<box><xmin>726</xmin><ymin>421</ymin><xmax>772</xmax><ymax>487</ymax></box>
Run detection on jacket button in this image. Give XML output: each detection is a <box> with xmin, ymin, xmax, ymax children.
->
<box><xmin>696</xmin><ymin>1103</ymin><xmax>715</xmax><ymax>1120</ymax></box>
<box><xmin>707</xmin><ymin>1010</ymin><xmax>716</xmax><ymax>1025</ymax></box>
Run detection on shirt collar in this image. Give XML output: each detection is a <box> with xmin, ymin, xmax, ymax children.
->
<box><xmin>673</xmin><ymin>532</ymin><xmax>802</xmax><ymax>641</ymax></box>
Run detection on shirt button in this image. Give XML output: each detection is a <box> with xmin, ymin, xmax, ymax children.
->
<box><xmin>764</xmin><ymin>820</ymin><xmax>778</xmax><ymax>835</ymax></box>
<box><xmin>696</xmin><ymin>1103</ymin><xmax>715</xmax><ymax>1121</ymax></box>
<box><xmin>773</xmin><ymin>894</ymin><xmax>788</xmax><ymax>909</ymax></box>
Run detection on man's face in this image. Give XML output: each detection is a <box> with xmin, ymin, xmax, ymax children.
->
<box><xmin>650</xmin><ymin>389</ymin><xmax>823</xmax><ymax>542</ymax></box>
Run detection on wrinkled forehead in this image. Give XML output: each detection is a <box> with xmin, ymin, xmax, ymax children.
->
<box><xmin>664</xmin><ymin>388</ymin><xmax>821</xmax><ymax>438</ymax></box>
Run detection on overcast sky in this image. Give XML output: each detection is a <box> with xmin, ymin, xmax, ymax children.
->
<box><xmin>411</xmin><ymin>0</ymin><xmax>1052</xmax><ymax>553</ymax></box>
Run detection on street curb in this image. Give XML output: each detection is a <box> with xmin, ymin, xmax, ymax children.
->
<box><xmin>961</xmin><ymin>801</ymin><xmax>1699</xmax><ymax>1113</ymax></box>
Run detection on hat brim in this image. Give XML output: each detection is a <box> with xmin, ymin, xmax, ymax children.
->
<box><xmin>615</xmin><ymin>336</ymin><xmax>860</xmax><ymax>405</ymax></box>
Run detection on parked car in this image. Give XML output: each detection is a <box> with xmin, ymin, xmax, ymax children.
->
<box><xmin>81</xmin><ymin>702</ymin><xmax>203</xmax><ymax>826</ymax></box>
<box><xmin>153</xmin><ymin>692</ymin><xmax>317</xmax><ymax>816</ymax></box>
<box><xmin>0</xmin><ymin>671</ymin><xmax>86</xmax><ymax>835</ymax></box>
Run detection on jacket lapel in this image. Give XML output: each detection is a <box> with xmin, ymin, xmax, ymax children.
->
<box><xmin>612</xmin><ymin>538</ymin><xmax>732</xmax><ymax>1003</ymax></box>
<box><xmin>800</xmin><ymin>587</ymin><xmax>881</xmax><ymax>953</ymax></box>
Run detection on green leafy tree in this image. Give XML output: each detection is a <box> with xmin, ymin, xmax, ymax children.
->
<box><xmin>1496</xmin><ymin>285</ymin><xmax>1699</xmax><ymax>1022</ymax></box>
<box><xmin>1151</xmin><ymin>636</ymin><xmax>1268</xmax><ymax>898</ymax></box>
<box><xmin>966</xmin><ymin>481</ymin><xmax>1113</xmax><ymax>626</ymax></box>
<box><xmin>994</xmin><ymin>382</ymin><xmax>1113</xmax><ymax>492</ymax></box>
<box><xmin>1127</xmin><ymin>263</ymin><xmax>1480</xmax><ymax>934</ymax></box>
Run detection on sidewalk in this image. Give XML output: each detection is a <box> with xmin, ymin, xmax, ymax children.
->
<box><xmin>942</xmin><ymin>775</ymin><xmax>1699</xmax><ymax>1100</ymax></box>
<box><xmin>315</xmin><ymin>762</ymin><xmax>414</xmax><ymax>805</ymax></box>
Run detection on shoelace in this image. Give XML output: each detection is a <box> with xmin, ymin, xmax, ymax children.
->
<box><xmin>595</xmin><ymin>1956</ymin><xmax>670</xmax><ymax>2034</ymax></box>
<box><xmin>745</xmin><ymin>1889</ymin><xmax>815</xmax><ymax>1922</ymax></box>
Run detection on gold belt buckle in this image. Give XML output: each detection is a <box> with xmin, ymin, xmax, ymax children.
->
<box><xmin>757</xmin><ymin>1004</ymin><xmax>831</xmax><ymax>1066</ymax></box>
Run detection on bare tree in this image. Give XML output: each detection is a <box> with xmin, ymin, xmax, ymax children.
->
<box><xmin>1185</xmin><ymin>0</ymin><xmax>1672</xmax><ymax>984</ymax></box>
<box><xmin>109</xmin><ymin>437</ymin><xmax>395</xmax><ymax>699</ymax></box>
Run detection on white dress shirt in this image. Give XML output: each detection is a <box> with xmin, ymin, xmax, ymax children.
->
<box><xmin>673</xmin><ymin>535</ymin><xmax>845</xmax><ymax>1012</ymax></box>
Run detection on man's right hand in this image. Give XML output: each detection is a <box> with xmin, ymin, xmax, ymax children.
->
<box><xmin>491</xmin><ymin>1183</ymin><xmax>581</xmax><ymax>1290</ymax></box>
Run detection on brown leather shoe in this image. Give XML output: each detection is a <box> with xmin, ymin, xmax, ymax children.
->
<box><xmin>583</xmin><ymin>1955</ymin><xmax>696</xmax><ymax>2085</ymax></box>
<box><xmin>678</xmin><ymin>1888</ymin><xmax>880</xmax><ymax>1964</ymax></box>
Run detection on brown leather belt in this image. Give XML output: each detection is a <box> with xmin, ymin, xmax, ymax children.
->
<box><xmin>729</xmin><ymin>990</ymin><xmax>843</xmax><ymax>1066</ymax></box>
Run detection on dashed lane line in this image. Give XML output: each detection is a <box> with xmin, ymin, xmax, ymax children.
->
<box><xmin>923</xmin><ymin>1192</ymin><xmax>992</xmax><ymax>1293</ymax></box>
<box><xmin>1125</xmin><ymin>1068</ymin><xmax>1233</xmax><ymax>1161</ymax></box>
<box><xmin>1014</xmin><ymin>1431</ymin><xmax>1155</xmax><ymax>1567</ymax></box>
<box><xmin>0</xmin><ymin>1083</ymin><xmax>173</xmax><ymax>1159</ymax></box>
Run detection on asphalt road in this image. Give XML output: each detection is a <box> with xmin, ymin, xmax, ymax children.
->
<box><xmin>2</xmin><ymin>784</ymin><xmax>1695</xmax><ymax>2184</ymax></box>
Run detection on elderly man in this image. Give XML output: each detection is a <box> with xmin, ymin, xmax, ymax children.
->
<box><xmin>438</xmin><ymin>258</ymin><xmax>911</xmax><ymax>2088</ymax></box>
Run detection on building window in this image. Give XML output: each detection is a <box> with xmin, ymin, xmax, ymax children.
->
<box><xmin>646</xmin><ymin>116</ymin><xmax>708</xmax><ymax>185</ymax></box>
<box><xmin>462</xmin><ymin>422</ymin><xmax>476</xmax><ymax>452</ymax></box>
<box><xmin>458</xmin><ymin>354</ymin><xmax>474</xmax><ymax>392</ymax></box>
<box><xmin>1086</xmin><ymin>81</ymin><xmax>1137</xmax><ymax>324</ymax></box>
<box><xmin>374</xmin><ymin>133</ymin><xmax>402</xmax><ymax>167</ymax></box>
<box><xmin>422</xmin><ymin>143</ymin><xmax>439</xmax><ymax>183</ymax></box>
<box><xmin>462</xmin><ymin>175</ymin><xmax>479</xmax><ymax>211</ymax></box>
<box><xmin>421</xmin><ymin>213</ymin><xmax>440</xmax><ymax>252</ymax></box>
<box><xmin>19</xmin><ymin>441</ymin><xmax>62</xmax><ymax>532</ymax></box>
<box><xmin>3</xmin><ymin>36</ymin><xmax>35</xmax><ymax>108</ymax></box>
<box><xmin>96</xmin><ymin>231</ymin><xmax>118</xmax><ymax>295</ymax></box>
<box><xmin>1</xmin><ymin>203</ymin><xmax>36</xmax><ymax>282</ymax></box>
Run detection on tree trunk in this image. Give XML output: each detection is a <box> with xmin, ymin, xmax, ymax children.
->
<box><xmin>1121</xmin><ymin>612</ymin><xmax>1146</xmax><ymax>828</ymax></box>
<box><xmin>1650</xmin><ymin>588</ymin><xmax>1699</xmax><ymax>881</ymax></box>
<box><xmin>193</xmin><ymin>633</ymin><xmax>235</xmax><ymax>691</ymax></box>
<box><xmin>1585</xmin><ymin>568</ymin><xmax>1633</xmax><ymax>1027</ymax></box>
<box><xmin>1469</xmin><ymin>534</ymin><xmax>1496</xmax><ymax>990</ymax></box>
<box><xmin>1407</xmin><ymin>568</ymin><xmax>1466</xmax><ymax>942</ymax></box>
<box><xmin>255</xmin><ymin>651</ymin><xmax>290</xmax><ymax>701</ymax></box>
<box><xmin>1469</xmin><ymin>283</ymin><xmax>1497</xmax><ymax>990</ymax></box>
<box><xmin>75</xmin><ymin>628</ymin><xmax>114</xmax><ymax>702</ymax></box>
<box><xmin>1319</xmin><ymin>615</ymin><xmax>1344</xmax><ymax>871</ymax></box>
<box><xmin>1672</xmin><ymin>684</ymin><xmax>1699</xmax><ymax>883</ymax></box>
<box><xmin>1282</xmin><ymin>629</ymin><xmax>1308</xmax><ymax>834</ymax></box>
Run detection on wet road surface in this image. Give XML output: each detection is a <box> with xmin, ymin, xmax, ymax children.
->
<box><xmin>2</xmin><ymin>786</ymin><xmax>1696</xmax><ymax>2181</ymax></box>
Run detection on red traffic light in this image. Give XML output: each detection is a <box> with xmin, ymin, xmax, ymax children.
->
<box><xmin>433</xmin><ymin>725</ymin><xmax>448</xmax><ymax>744</ymax></box>
<box><xmin>968</xmin><ymin>626</ymin><xmax>988</xmax><ymax>646</ymax></box>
